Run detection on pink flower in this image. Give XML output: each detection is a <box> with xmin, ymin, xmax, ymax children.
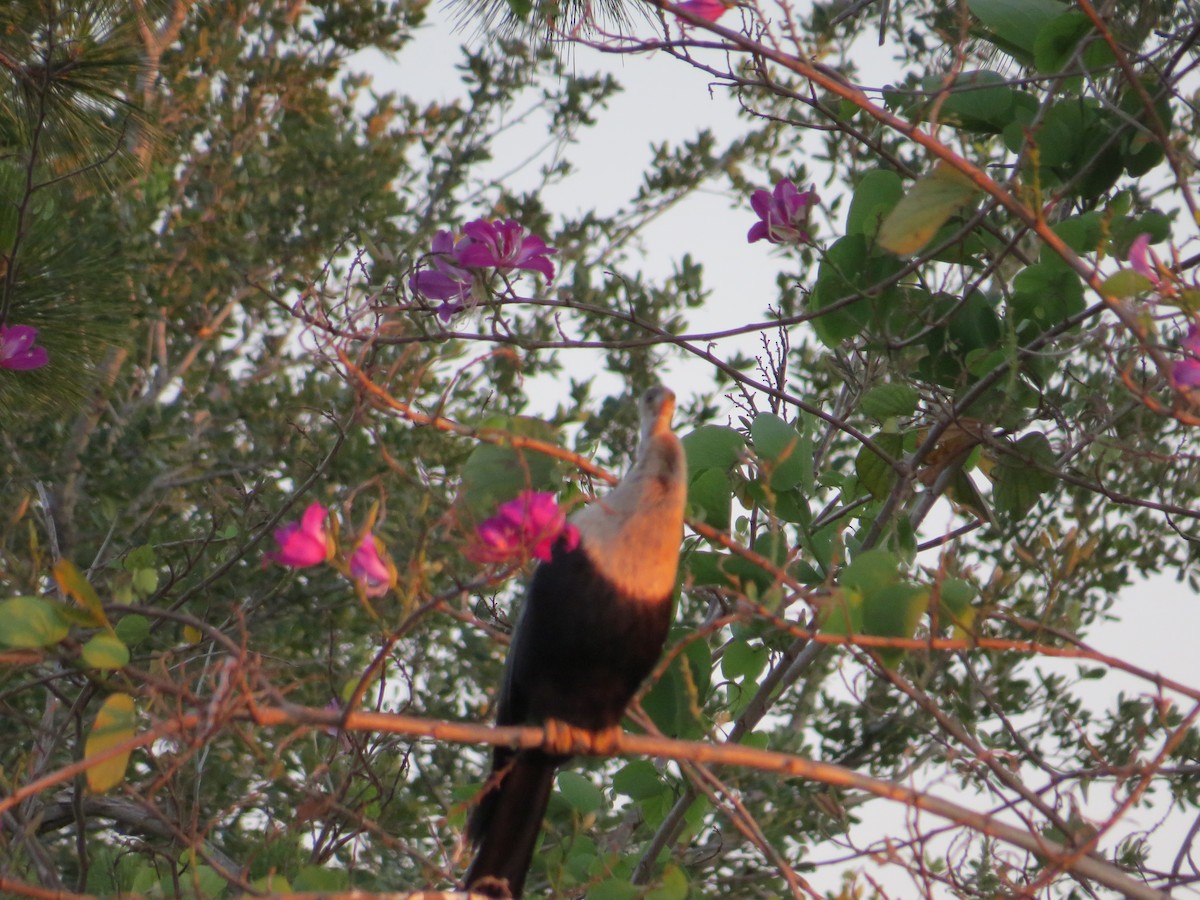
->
<box><xmin>457</xmin><ymin>219</ymin><xmax>556</xmax><ymax>281</ymax></box>
<box><xmin>1128</xmin><ymin>233</ymin><xmax>1160</xmax><ymax>285</ymax></box>
<box><xmin>748</xmin><ymin>179</ymin><xmax>819</xmax><ymax>245</ymax></box>
<box><xmin>410</xmin><ymin>273</ymin><xmax>469</xmax><ymax>322</ymax></box>
<box><xmin>674</xmin><ymin>0</ymin><xmax>729</xmax><ymax>20</ymax></box>
<box><xmin>469</xmin><ymin>491</ymin><xmax>580</xmax><ymax>564</ymax></box>
<box><xmin>1172</xmin><ymin>325</ymin><xmax>1200</xmax><ymax>389</ymax></box>
<box><xmin>0</xmin><ymin>324</ymin><xmax>49</xmax><ymax>370</ymax></box>
<box><xmin>350</xmin><ymin>532</ymin><xmax>392</xmax><ymax>597</ymax></box>
<box><xmin>410</xmin><ymin>230</ymin><xmax>473</xmax><ymax>321</ymax></box>
<box><xmin>266</xmin><ymin>503</ymin><xmax>331</xmax><ymax>568</ymax></box>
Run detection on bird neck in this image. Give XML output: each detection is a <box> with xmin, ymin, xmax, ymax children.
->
<box><xmin>570</xmin><ymin>430</ymin><xmax>687</xmax><ymax>602</ymax></box>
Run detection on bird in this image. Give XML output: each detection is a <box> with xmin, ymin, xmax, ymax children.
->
<box><xmin>464</xmin><ymin>385</ymin><xmax>688</xmax><ymax>899</ymax></box>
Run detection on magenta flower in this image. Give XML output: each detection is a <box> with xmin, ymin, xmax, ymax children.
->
<box><xmin>1128</xmin><ymin>233</ymin><xmax>1160</xmax><ymax>285</ymax></box>
<box><xmin>469</xmin><ymin>491</ymin><xmax>580</xmax><ymax>564</ymax></box>
<box><xmin>350</xmin><ymin>532</ymin><xmax>392</xmax><ymax>597</ymax></box>
<box><xmin>748</xmin><ymin>179</ymin><xmax>819</xmax><ymax>245</ymax></box>
<box><xmin>674</xmin><ymin>0</ymin><xmax>729</xmax><ymax>20</ymax></box>
<box><xmin>0</xmin><ymin>324</ymin><xmax>49</xmax><ymax>370</ymax></box>
<box><xmin>266</xmin><ymin>502</ymin><xmax>331</xmax><ymax>568</ymax></box>
<box><xmin>457</xmin><ymin>219</ymin><xmax>557</xmax><ymax>281</ymax></box>
<box><xmin>1172</xmin><ymin>325</ymin><xmax>1200</xmax><ymax>389</ymax></box>
<box><xmin>409</xmin><ymin>274</ymin><xmax>468</xmax><ymax>323</ymax></box>
<box><xmin>409</xmin><ymin>230</ymin><xmax>473</xmax><ymax>322</ymax></box>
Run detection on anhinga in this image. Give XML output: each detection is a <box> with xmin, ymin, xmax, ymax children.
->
<box><xmin>464</xmin><ymin>386</ymin><xmax>688</xmax><ymax>898</ymax></box>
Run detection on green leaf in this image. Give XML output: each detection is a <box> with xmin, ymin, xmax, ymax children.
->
<box><xmin>1010</xmin><ymin>262</ymin><xmax>1085</xmax><ymax>328</ymax></box>
<box><xmin>993</xmin><ymin>433</ymin><xmax>1058</xmax><ymax>522</ymax></box>
<box><xmin>1033</xmin><ymin>10</ymin><xmax>1094</xmax><ymax>73</ymax></box>
<box><xmin>681</xmin><ymin>425</ymin><xmax>744</xmax><ymax>471</ymax></box>
<box><xmin>1100</xmin><ymin>270</ymin><xmax>1155</xmax><ymax>299</ymax></box>
<box><xmin>771</xmin><ymin>488</ymin><xmax>811</xmax><ymax>525</ymax></box>
<box><xmin>458</xmin><ymin>417</ymin><xmax>563</xmax><ymax>518</ymax></box>
<box><xmin>863</xmin><ymin>583</ymin><xmax>930</xmax><ymax>668</ymax></box>
<box><xmin>860</xmin><ymin>384</ymin><xmax>920</xmax><ymax>420</ymax></box>
<box><xmin>938</xmin><ymin>578</ymin><xmax>979</xmax><ymax>633</ymax></box>
<box><xmin>750</xmin><ymin>412</ymin><xmax>807</xmax><ymax>490</ymax></box>
<box><xmin>181</xmin><ymin>863</ymin><xmax>225</xmax><ymax>899</ymax></box>
<box><xmin>1112</xmin><ymin>212</ymin><xmax>1173</xmax><ymax>251</ymax></box>
<box><xmin>1053</xmin><ymin>212</ymin><xmax>1103</xmax><ymax>252</ymax></box>
<box><xmin>841</xmin><ymin>548</ymin><xmax>901</xmax><ymax>596</ymax></box>
<box><xmin>819</xmin><ymin>589</ymin><xmax>863</xmax><ymax>636</ymax></box>
<box><xmin>946</xmin><ymin>467</ymin><xmax>995</xmax><ymax>525</ymax></box>
<box><xmin>132</xmin><ymin>567</ymin><xmax>159</xmax><ymax>596</ymax></box>
<box><xmin>557</xmin><ymin>771</ymin><xmax>604</xmax><ymax>815</ymax></box>
<box><xmin>1025</xmin><ymin>102</ymin><xmax>1084</xmax><ymax>167</ymax></box>
<box><xmin>251</xmin><ymin>874</ymin><xmax>292</xmax><ymax>892</ymax></box>
<box><xmin>809</xmin><ymin>234</ymin><xmax>875</xmax><ymax>345</ymax></box>
<box><xmin>0</xmin><ymin>596</ymin><xmax>70</xmax><ymax>648</ymax></box>
<box><xmin>562</xmin><ymin>833</ymin><xmax>597</xmax><ymax>879</ymax></box>
<box><xmin>854</xmin><ymin>432</ymin><xmax>904</xmax><ymax>501</ymax></box>
<box><xmin>505</xmin><ymin>0</ymin><xmax>533</xmax><ymax>18</ymax></box>
<box><xmin>81</xmin><ymin>634</ymin><xmax>130</xmax><ymax>671</ymax></box>
<box><xmin>645</xmin><ymin>864</ymin><xmax>690</xmax><ymax>900</ymax></box>
<box><xmin>588</xmin><ymin>879</ymin><xmax>640</xmax><ymax>900</ymax></box>
<box><xmin>1074</xmin><ymin>132</ymin><xmax>1125</xmax><ymax>199</ymax></box>
<box><xmin>122</xmin><ymin>545</ymin><xmax>155</xmax><ymax>571</ymax></box>
<box><xmin>1119</xmin><ymin>79</ymin><xmax>1174</xmax><ymax>177</ymax></box>
<box><xmin>877</xmin><ymin>161</ymin><xmax>981</xmax><ymax>256</ymax></box>
<box><xmin>965</xmin><ymin>348</ymin><xmax>1007</xmax><ymax>378</ymax></box>
<box><xmin>948</xmin><ymin>291</ymin><xmax>1003</xmax><ymax>350</ymax></box>
<box><xmin>969</xmin><ymin>0</ymin><xmax>1066</xmax><ymax>60</ymax></box>
<box><xmin>686</xmin><ymin>551</ymin><xmax>735</xmax><ymax>588</ymax></box>
<box><xmin>794</xmin><ymin>412</ymin><xmax>816</xmax><ymax>494</ymax></box>
<box><xmin>612</xmin><ymin>760</ymin><xmax>667</xmax><ymax>800</ymax></box>
<box><xmin>641</xmin><ymin>636</ymin><xmax>712</xmax><ymax>739</ymax></box>
<box><xmin>293</xmin><ymin>866</ymin><xmax>349</xmax><ymax>891</ymax></box>
<box><xmin>846</xmin><ymin>169</ymin><xmax>903</xmax><ymax>238</ymax></box>
<box><xmin>721</xmin><ymin>638</ymin><xmax>768</xmax><ymax>682</ymax></box>
<box><xmin>937</xmin><ymin>70</ymin><xmax>1017</xmax><ymax>133</ymax></box>
<box><xmin>129</xmin><ymin>867</ymin><xmax>158</xmax><ymax>894</ymax></box>
<box><xmin>114</xmin><ymin>614</ymin><xmax>150</xmax><ymax>646</ymax></box>
<box><xmin>688</xmin><ymin>468</ymin><xmax>732</xmax><ymax>531</ymax></box>
<box><xmin>85</xmin><ymin>693</ymin><xmax>137</xmax><ymax>793</ymax></box>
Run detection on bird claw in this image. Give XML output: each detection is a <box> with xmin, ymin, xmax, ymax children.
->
<box><xmin>542</xmin><ymin>719</ymin><xmax>624</xmax><ymax>756</ymax></box>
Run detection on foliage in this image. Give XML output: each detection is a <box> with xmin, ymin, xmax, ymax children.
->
<box><xmin>2</xmin><ymin>0</ymin><xmax>1200</xmax><ymax>897</ymax></box>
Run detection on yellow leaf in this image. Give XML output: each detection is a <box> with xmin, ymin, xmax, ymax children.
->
<box><xmin>81</xmin><ymin>634</ymin><xmax>131</xmax><ymax>671</ymax></box>
<box><xmin>0</xmin><ymin>596</ymin><xmax>69</xmax><ymax>648</ymax></box>
<box><xmin>84</xmin><ymin>694</ymin><xmax>136</xmax><ymax>793</ymax></box>
<box><xmin>877</xmin><ymin>161</ymin><xmax>981</xmax><ymax>256</ymax></box>
<box><xmin>53</xmin><ymin>559</ymin><xmax>109</xmax><ymax>628</ymax></box>
<box><xmin>182</xmin><ymin>624</ymin><xmax>203</xmax><ymax>644</ymax></box>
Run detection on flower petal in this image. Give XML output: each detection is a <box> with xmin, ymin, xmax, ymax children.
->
<box><xmin>457</xmin><ymin>244</ymin><xmax>501</xmax><ymax>269</ymax></box>
<box><xmin>1182</xmin><ymin>325</ymin><xmax>1200</xmax><ymax>356</ymax></box>
<box><xmin>675</xmin><ymin>0</ymin><xmax>729</xmax><ymax>20</ymax></box>
<box><xmin>0</xmin><ymin>325</ymin><xmax>49</xmax><ymax>370</ymax></box>
<box><xmin>1172</xmin><ymin>358</ymin><xmax>1200</xmax><ymax>388</ymax></box>
<box><xmin>351</xmin><ymin>533</ymin><xmax>392</xmax><ymax>597</ymax></box>
<box><xmin>1127</xmin><ymin>233</ymin><xmax>1157</xmax><ymax>283</ymax></box>
<box><xmin>268</xmin><ymin>503</ymin><xmax>330</xmax><ymax>568</ymax></box>
<box><xmin>471</xmin><ymin>491</ymin><xmax>574</xmax><ymax>564</ymax></box>
<box><xmin>411</xmin><ymin>270</ymin><xmax>471</xmax><ymax>301</ymax></box>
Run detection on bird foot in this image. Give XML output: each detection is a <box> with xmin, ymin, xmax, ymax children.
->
<box><xmin>542</xmin><ymin>719</ymin><xmax>624</xmax><ymax>756</ymax></box>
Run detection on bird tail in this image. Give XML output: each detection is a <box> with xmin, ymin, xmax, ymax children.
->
<box><xmin>464</xmin><ymin>752</ymin><xmax>556</xmax><ymax>899</ymax></box>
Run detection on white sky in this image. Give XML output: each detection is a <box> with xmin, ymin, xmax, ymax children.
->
<box><xmin>361</xmin><ymin>6</ymin><xmax>1200</xmax><ymax>894</ymax></box>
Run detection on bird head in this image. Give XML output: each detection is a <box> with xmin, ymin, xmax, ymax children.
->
<box><xmin>638</xmin><ymin>385</ymin><xmax>676</xmax><ymax>447</ymax></box>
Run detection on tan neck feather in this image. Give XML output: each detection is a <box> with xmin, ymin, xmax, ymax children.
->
<box><xmin>571</xmin><ymin>431</ymin><xmax>687</xmax><ymax>601</ymax></box>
